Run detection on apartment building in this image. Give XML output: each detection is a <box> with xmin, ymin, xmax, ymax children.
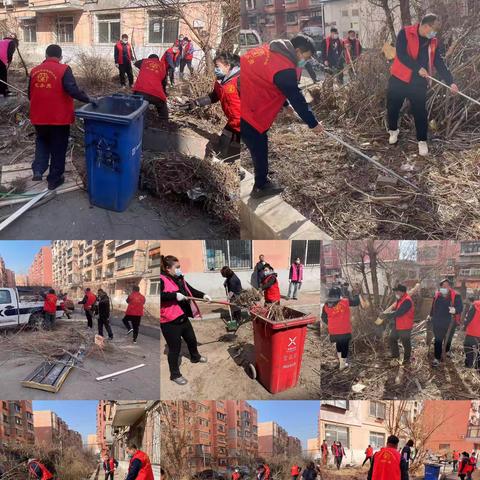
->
<box><xmin>287</xmin><ymin>435</ymin><xmax>302</xmax><ymax>457</ymax></box>
<box><xmin>306</xmin><ymin>437</ymin><xmax>320</xmax><ymax>458</ymax></box>
<box><xmin>0</xmin><ymin>401</ymin><xmax>35</xmax><ymax>445</ymax></box>
<box><xmin>28</xmin><ymin>246</ymin><xmax>53</xmax><ymax>286</ymax></box>
<box><xmin>0</xmin><ymin>0</ymin><xmax>222</xmax><ymax>64</ymax></box>
<box><xmin>51</xmin><ymin>240</ymin><xmax>160</xmax><ymax>318</ymax></box>
<box><xmin>0</xmin><ymin>258</ymin><xmax>16</xmax><ymax>287</ymax></box>
<box><xmin>87</xmin><ymin>433</ymin><xmax>100</xmax><ymax>454</ymax></box>
<box><xmin>34</xmin><ymin>410</ymin><xmax>83</xmax><ymax>449</ymax></box>
<box><xmin>97</xmin><ymin>401</ymin><xmax>160</xmax><ymax>477</ymax></box>
<box><xmin>226</xmin><ymin>401</ymin><xmax>258</xmax><ymax>465</ymax></box>
<box><xmin>258</xmin><ymin>421</ymin><xmax>289</xmax><ymax>458</ymax></box>
<box><xmin>456</xmin><ymin>241</ymin><xmax>480</xmax><ymax>292</ymax></box>
<box><xmin>160</xmin><ymin>240</ymin><xmax>321</xmax><ymax>296</ymax></box>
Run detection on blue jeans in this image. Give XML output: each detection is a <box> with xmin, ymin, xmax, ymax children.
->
<box><xmin>288</xmin><ymin>281</ymin><xmax>301</xmax><ymax>299</ymax></box>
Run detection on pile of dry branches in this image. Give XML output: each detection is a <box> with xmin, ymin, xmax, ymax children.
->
<box><xmin>141</xmin><ymin>151</ymin><xmax>240</xmax><ymax>233</ymax></box>
<box><xmin>233</xmin><ymin>288</ymin><xmax>262</xmax><ymax>307</ymax></box>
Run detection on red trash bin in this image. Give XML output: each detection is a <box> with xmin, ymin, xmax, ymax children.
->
<box><xmin>249</xmin><ymin>305</ymin><xmax>316</xmax><ymax>394</ymax></box>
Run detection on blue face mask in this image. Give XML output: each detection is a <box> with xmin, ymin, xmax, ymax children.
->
<box><xmin>427</xmin><ymin>30</ymin><xmax>437</xmax><ymax>39</ymax></box>
<box><xmin>298</xmin><ymin>59</ymin><xmax>307</xmax><ymax>68</ymax></box>
<box><xmin>175</xmin><ymin>267</ymin><xmax>183</xmax><ymax>277</ymax></box>
<box><xmin>214</xmin><ymin>67</ymin><xmax>225</xmax><ymax>79</ymax></box>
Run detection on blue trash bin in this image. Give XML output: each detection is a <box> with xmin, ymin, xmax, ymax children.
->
<box><xmin>76</xmin><ymin>94</ymin><xmax>148</xmax><ymax>212</ymax></box>
<box><xmin>424</xmin><ymin>463</ymin><xmax>441</xmax><ymax>480</ymax></box>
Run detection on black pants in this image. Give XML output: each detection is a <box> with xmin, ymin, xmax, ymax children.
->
<box><xmin>0</xmin><ymin>60</ymin><xmax>7</xmax><ymax>96</ymax></box>
<box><xmin>32</xmin><ymin>125</ymin><xmax>70</xmax><ymax>184</ymax></box>
<box><xmin>389</xmin><ymin>328</ymin><xmax>412</xmax><ymax>362</ymax></box>
<box><xmin>464</xmin><ymin>335</ymin><xmax>480</xmax><ymax>368</ymax></box>
<box><xmin>331</xmin><ymin>334</ymin><xmax>351</xmax><ymax>359</ymax></box>
<box><xmin>434</xmin><ymin>324</ymin><xmax>456</xmax><ymax>360</ymax></box>
<box><xmin>362</xmin><ymin>456</ymin><xmax>372</xmax><ymax>466</ymax></box>
<box><xmin>105</xmin><ymin>473</ymin><xmax>114</xmax><ymax>480</ymax></box>
<box><xmin>387</xmin><ymin>76</ymin><xmax>428</xmax><ymax>141</ymax></box>
<box><xmin>453</xmin><ymin>460</ymin><xmax>458</xmax><ymax>471</ymax></box>
<box><xmin>122</xmin><ymin>315</ymin><xmax>141</xmax><ymax>341</ymax></box>
<box><xmin>161</xmin><ymin>316</ymin><xmax>201</xmax><ymax>380</ymax></box>
<box><xmin>179</xmin><ymin>58</ymin><xmax>193</xmax><ymax>76</ymax></box>
<box><xmin>241</xmin><ymin>119</ymin><xmax>269</xmax><ymax>188</ymax></box>
<box><xmin>98</xmin><ymin>315</ymin><xmax>113</xmax><ymax>339</ymax></box>
<box><xmin>167</xmin><ymin>66</ymin><xmax>175</xmax><ymax>85</ymax></box>
<box><xmin>335</xmin><ymin>456</ymin><xmax>343</xmax><ymax>469</ymax></box>
<box><xmin>85</xmin><ymin>309</ymin><xmax>93</xmax><ymax>328</ymax></box>
<box><xmin>118</xmin><ymin>62</ymin><xmax>133</xmax><ymax>86</ymax></box>
<box><xmin>134</xmin><ymin>91</ymin><xmax>168</xmax><ymax>120</ymax></box>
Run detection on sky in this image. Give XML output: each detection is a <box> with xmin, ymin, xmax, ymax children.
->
<box><xmin>249</xmin><ymin>401</ymin><xmax>320</xmax><ymax>450</ymax></box>
<box><xmin>32</xmin><ymin>400</ymin><xmax>97</xmax><ymax>445</ymax></box>
<box><xmin>0</xmin><ymin>241</ymin><xmax>50</xmax><ymax>275</ymax></box>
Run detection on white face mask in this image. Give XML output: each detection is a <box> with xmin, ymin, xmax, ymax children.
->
<box><xmin>264</xmin><ymin>270</ymin><xmax>270</xmax><ymax>275</ymax></box>
<box><xmin>440</xmin><ymin>287</ymin><xmax>449</xmax><ymax>295</ymax></box>
<box><xmin>175</xmin><ymin>267</ymin><xmax>183</xmax><ymax>277</ymax></box>
<box><xmin>332</xmin><ymin>34</ymin><xmax>339</xmax><ymax>39</ymax></box>
<box><xmin>395</xmin><ymin>293</ymin><xmax>402</xmax><ymax>300</ymax></box>
<box><xmin>122</xmin><ymin>39</ymin><xmax>128</xmax><ymax>44</ymax></box>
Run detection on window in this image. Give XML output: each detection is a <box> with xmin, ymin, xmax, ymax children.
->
<box><xmin>116</xmin><ymin>252</ymin><xmax>134</xmax><ymax>270</ymax></box>
<box><xmin>369</xmin><ymin>432</ymin><xmax>385</xmax><ymax>450</ymax></box>
<box><xmin>439</xmin><ymin>443</ymin><xmax>450</xmax><ymax>450</ymax></box>
<box><xmin>291</xmin><ymin>240</ymin><xmax>321</xmax><ymax>265</ymax></box>
<box><xmin>461</xmin><ymin>242</ymin><xmax>480</xmax><ymax>255</ymax></box>
<box><xmin>325</xmin><ymin>424</ymin><xmax>349</xmax><ymax>447</ymax></box>
<box><xmin>341</xmin><ymin>10</ymin><xmax>349</xmax><ymax>16</ymax></box>
<box><xmin>0</xmin><ymin>290</ymin><xmax>12</xmax><ymax>304</ymax></box>
<box><xmin>205</xmin><ymin>240</ymin><xmax>252</xmax><ymax>270</ymax></box>
<box><xmin>245</xmin><ymin>0</ymin><xmax>256</xmax><ymax>9</ymax></box>
<box><xmin>321</xmin><ymin>400</ymin><xmax>348</xmax><ymax>409</ymax></box>
<box><xmin>56</xmin><ymin>16</ymin><xmax>74</xmax><ymax>43</ymax></box>
<box><xmin>149</xmin><ymin>279</ymin><xmax>160</xmax><ymax>296</ymax></box>
<box><xmin>352</xmin><ymin>9</ymin><xmax>360</xmax><ymax>16</ymax></box>
<box><xmin>148</xmin><ymin>14</ymin><xmax>179</xmax><ymax>44</ymax></box>
<box><xmin>286</xmin><ymin>12</ymin><xmax>298</xmax><ymax>24</ymax></box>
<box><xmin>22</xmin><ymin>19</ymin><xmax>36</xmax><ymax>43</ymax></box>
<box><xmin>264</xmin><ymin>0</ymin><xmax>273</xmax><ymax>4</ymax></box>
<box><xmin>369</xmin><ymin>401</ymin><xmax>386</xmax><ymax>419</ymax></box>
<box><xmin>265</xmin><ymin>14</ymin><xmax>275</xmax><ymax>25</ymax></box>
<box><xmin>97</xmin><ymin>14</ymin><xmax>120</xmax><ymax>43</ymax></box>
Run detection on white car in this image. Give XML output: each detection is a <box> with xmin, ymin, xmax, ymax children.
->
<box><xmin>0</xmin><ymin>287</ymin><xmax>64</xmax><ymax>328</ymax></box>
<box><xmin>238</xmin><ymin>29</ymin><xmax>262</xmax><ymax>54</ymax></box>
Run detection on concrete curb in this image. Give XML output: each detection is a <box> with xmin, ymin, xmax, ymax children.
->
<box><xmin>240</xmin><ymin>170</ymin><xmax>332</xmax><ymax>240</ymax></box>
<box><xmin>143</xmin><ymin>126</ymin><xmax>209</xmax><ymax>158</ymax></box>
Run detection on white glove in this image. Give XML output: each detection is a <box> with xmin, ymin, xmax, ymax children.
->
<box><xmin>426</xmin><ymin>315</ymin><xmax>431</xmax><ymax>321</ymax></box>
<box><xmin>176</xmin><ymin>293</ymin><xmax>186</xmax><ymax>302</ymax></box>
<box><xmin>228</xmin><ymin>291</ymin><xmax>234</xmax><ymax>299</ymax></box>
<box><xmin>204</xmin><ymin>294</ymin><xmax>212</xmax><ymax>302</ymax></box>
<box><xmin>449</xmin><ymin>306</ymin><xmax>456</xmax><ymax>314</ymax></box>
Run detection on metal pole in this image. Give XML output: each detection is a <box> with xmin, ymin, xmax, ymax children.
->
<box><xmin>427</xmin><ymin>75</ymin><xmax>480</xmax><ymax>107</ymax></box>
<box><xmin>0</xmin><ymin>79</ymin><xmax>27</xmax><ymax>97</ymax></box>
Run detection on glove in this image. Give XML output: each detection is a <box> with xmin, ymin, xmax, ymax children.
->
<box><xmin>449</xmin><ymin>306</ymin><xmax>456</xmax><ymax>314</ymax></box>
<box><xmin>176</xmin><ymin>293</ymin><xmax>186</xmax><ymax>302</ymax></box>
<box><xmin>204</xmin><ymin>295</ymin><xmax>212</xmax><ymax>302</ymax></box>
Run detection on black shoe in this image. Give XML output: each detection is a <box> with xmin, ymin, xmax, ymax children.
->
<box><xmin>250</xmin><ymin>181</ymin><xmax>284</xmax><ymax>199</ymax></box>
<box><xmin>48</xmin><ymin>176</ymin><xmax>65</xmax><ymax>190</ymax></box>
<box><xmin>32</xmin><ymin>173</ymin><xmax>43</xmax><ymax>181</ymax></box>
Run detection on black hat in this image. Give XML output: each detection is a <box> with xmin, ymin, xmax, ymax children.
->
<box><xmin>393</xmin><ymin>284</ymin><xmax>407</xmax><ymax>293</ymax></box>
<box><xmin>327</xmin><ymin>287</ymin><xmax>342</xmax><ymax>302</ymax></box>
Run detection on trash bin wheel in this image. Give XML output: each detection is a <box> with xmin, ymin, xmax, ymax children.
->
<box><xmin>247</xmin><ymin>363</ymin><xmax>257</xmax><ymax>379</ymax></box>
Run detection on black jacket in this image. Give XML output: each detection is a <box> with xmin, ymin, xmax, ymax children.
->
<box><xmin>98</xmin><ymin>294</ymin><xmax>110</xmax><ymax>319</ymax></box>
<box><xmin>225</xmin><ymin>273</ymin><xmax>242</xmax><ymax>296</ymax></box>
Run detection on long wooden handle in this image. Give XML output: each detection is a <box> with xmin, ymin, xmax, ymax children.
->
<box><xmin>185</xmin><ymin>296</ymin><xmax>236</xmax><ymax>307</ymax></box>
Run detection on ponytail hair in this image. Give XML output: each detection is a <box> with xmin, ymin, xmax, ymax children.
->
<box><xmin>160</xmin><ymin>255</ymin><xmax>179</xmax><ymax>273</ymax></box>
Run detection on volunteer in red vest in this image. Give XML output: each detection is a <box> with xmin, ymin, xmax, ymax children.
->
<box><xmin>321</xmin><ymin>27</ymin><xmax>345</xmax><ymax>83</ymax></box>
<box><xmin>332</xmin><ymin>441</ymin><xmax>345</xmax><ymax>470</ymax></box>
<box><xmin>133</xmin><ymin>54</ymin><xmax>168</xmax><ymax>120</ymax></box>
<box><xmin>28</xmin><ymin>458</ymin><xmax>54</xmax><ymax>480</ymax></box>
<box><xmin>321</xmin><ymin>286</ymin><xmax>360</xmax><ymax>370</ymax></box>
<box><xmin>463</xmin><ymin>299</ymin><xmax>480</xmax><ymax>369</ymax></box>
<box><xmin>241</xmin><ymin>34</ymin><xmax>323</xmax><ymax>199</ymax></box>
<box><xmin>43</xmin><ymin>288</ymin><xmax>57</xmax><ymax>331</ymax></box>
<box><xmin>184</xmin><ymin>52</ymin><xmax>240</xmax><ymax>160</ymax></box>
<box><xmin>291</xmin><ymin>464</ymin><xmax>301</xmax><ymax>480</ymax></box>
<box><xmin>103</xmin><ymin>453</ymin><xmax>119</xmax><ymax>480</ymax></box>
<box><xmin>260</xmin><ymin>263</ymin><xmax>281</xmax><ymax>305</ymax></box>
<box><xmin>321</xmin><ymin>440</ymin><xmax>329</xmax><ymax>465</ymax></box>
<box><xmin>125</xmin><ymin>444</ymin><xmax>154</xmax><ymax>480</ymax></box>
<box><xmin>429</xmin><ymin>278</ymin><xmax>463</xmax><ymax>366</ymax></box>
<box><xmin>363</xmin><ymin>445</ymin><xmax>374</xmax><ymax>467</ymax></box>
<box><xmin>387</xmin><ymin>14</ymin><xmax>458</xmax><ymax>156</ymax></box>
<box><xmin>122</xmin><ymin>286</ymin><xmax>146</xmax><ymax>344</ymax></box>
<box><xmin>343</xmin><ymin>30</ymin><xmax>362</xmax><ymax>66</ymax></box>
<box><xmin>78</xmin><ymin>287</ymin><xmax>97</xmax><ymax>329</ymax></box>
<box><xmin>367</xmin><ymin>435</ymin><xmax>409</xmax><ymax>480</ymax></box>
<box><xmin>114</xmin><ymin>33</ymin><xmax>134</xmax><ymax>88</ymax></box>
<box><xmin>29</xmin><ymin>44</ymin><xmax>94</xmax><ymax>190</ymax></box>
<box><xmin>386</xmin><ymin>284</ymin><xmax>415</xmax><ymax>366</ymax></box>
<box><xmin>232</xmin><ymin>468</ymin><xmax>241</xmax><ymax>480</ymax></box>
<box><xmin>161</xmin><ymin>44</ymin><xmax>180</xmax><ymax>88</ymax></box>
<box><xmin>179</xmin><ymin>36</ymin><xmax>194</xmax><ymax>80</ymax></box>
<box><xmin>160</xmin><ymin>254</ymin><xmax>211</xmax><ymax>386</ymax></box>
<box><xmin>288</xmin><ymin>257</ymin><xmax>304</xmax><ymax>300</ymax></box>
<box><xmin>453</xmin><ymin>450</ymin><xmax>460</xmax><ymax>472</ymax></box>
<box><xmin>0</xmin><ymin>33</ymin><xmax>18</xmax><ymax>97</ymax></box>
<box><xmin>458</xmin><ymin>451</ymin><xmax>475</xmax><ymax>480</ymax></box>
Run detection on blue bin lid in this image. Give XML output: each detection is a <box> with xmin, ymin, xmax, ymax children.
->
<box><xmin>76</xmin><ymin>93</ymin><xmax>149</xmax><ymax>125</ymax></box>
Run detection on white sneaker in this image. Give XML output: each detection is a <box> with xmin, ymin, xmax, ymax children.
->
<box><xmin>418</xmin><ymin>141</ymin><xmax>429</xmax><ymax>156</ymax></box>
<box><xmin>339</xmin><ymin>357</ymin><xmax>346</xmax><ymax>371</ymax></box>
<box><xmin>388</xmin><ymin>129</ymin><xmax>399</xmax><ymax>145</ymax></box>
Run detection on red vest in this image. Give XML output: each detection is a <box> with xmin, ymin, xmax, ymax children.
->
<box><xmin>391</xmin><ymin>24</ymin><xmax>437</xmax><ymax>84</ymax></box>
<box><xmin>29</xmin><ymin>461</ymin><xmax>54</xmax><ymax>480</ymax></box>
<box><xmin>30</xmin><ymin>58</ymin><xmax>74</xmax><ymax>126</ymax></box>
<box><xmin>290</xmin><ymin>263</ymin><xmax>303</xmax><ymax>282</ymax></box>
<box><xmin>324</xmin><ymin>298</ymin><xmax>351</xmax><ymax>335</ymax></box>
<box><xmin>116</xmin><ymin>41</ymin><xmax>132</xmax><ymax>65</ymax></box>
<box><xmin>160</xmin><ymin>274</ymin><xmax>201</xmax><ymax>323</ymax></box>
<box><xmin>241</xmin><ymin>44</ymin><xmax>300</xmax><ymax>133</ymax></box>
<box><xmin>232</xmin><ymin>473</ymin><xmax>241</xmax><ymax>480</ymax></box>
<box><xmin>130</xmin><ymin>450</ymin><xmax>154</xmax><ymax>480</ymax></box>
<box><xmin>84</xmin><ymin>291</ymin><xmax>97</xmax><ymax>311</ymax></box>
<box><xmin>453</xmin><ymin>451</ymin><xmax>460</xmax><ymax>461</ymax></box>
<box><xmin>343</xmin><ymin>38</ymin><xmax>360</xmax><ymax>63</ymax></box>
<box><xmin>213</xmin><ymin>73</ymin><xmax>241</xmax><ymax>133</ymax></box>
<box><xmin>133</xmin><ymin>58</ymin><xmax>167</xmax><ymax>101</ymax></box>
<box><xmin>460</xmin><ymin>457</ymin><xmax>476</xmax><ymax>473</ymax></box>
<box><xmin>109</xmin><ymin>458</ymin><xmax>116</xmax><ymax>471</ymax></box>
<box><xmin>262</xmin><ymin>274</ymin><xmax>281</xmax><ymax>303</ymax></box>
<box><xmin>433</xmin><ymin>288</ymin><xmax>461</xmax><ymax>323</ymax></box>
<box><xmin>126</xmin><ymin>291</ymin><xmax>145</xmax><ymax>316</ymax></box>
<box><xmin>43</xmin><ymin>293</ymin><xmax>57</xmax><ymax>314</ymax></box>
<box><xmin>394</xmin><ymin>293</ymin><xmax>414</xmax><ymax>330</ymax></box>
<box><xmin>366</xmin><ymin>447</ymin><xmax>374</xmax><ymax>458</ymax></box>
<box><xmin>162</xmin><ymin>47</ymin><xmax>179</xmax><ymax>68</ymax></box>
<box><xmin>371</xmin><ymin>448</ymin><xmax>401</xmax><ymax>480</ymax></box>
<box><xmin>264</xmin><ymin>465</ymin><xmax>271</xmax><ymax>479</ymax></box>
<box><xmin>291</xmin><ymin>465</ymin><xmax>300</xmax><ymax>476</ymax></box>
<box><xmin>466</xmin><ymin>301</ymin><xmax>480</xmax><ymax>338</ymax></box>
<box><xmin>182</xmin><ymin>40</ymin><xmax>194</xmax><ymax>61</ymax></box>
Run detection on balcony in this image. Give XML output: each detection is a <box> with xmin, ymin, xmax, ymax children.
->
<box><xmin>111</xmin><ymin>401</ymin><xmax>147</xmax><ymax>427</ymax></box>
<box><xmin>29</xmin><ymin>0</ymin><xmax>84</xmax><ymax>12</ymax></box>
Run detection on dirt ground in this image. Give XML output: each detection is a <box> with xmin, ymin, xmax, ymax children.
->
<box><xmin>160</xmin><ymin>301</ymin><xmax>321</xmax><ymax>400</ymax></box>
<box><xmin>0</xmin><ymin>313</ymin><xmax>160</xmax><ymax>399</ymax></box>
<box><xmin>320</xmin><ymin>328</ymin><xmax>480</xmax><ymax>400</ymax></box>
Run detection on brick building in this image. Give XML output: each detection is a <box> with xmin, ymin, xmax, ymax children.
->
<box><xmin>287</xmin><ymin>435</ymin><xmax>302</xmax><ymax>457</ymax></box>
<box><xmin>258</xmin><ymin>421</ymin><xmax>289</xmax><ymax>459</ymax></box>
<box><xmin>306</xmin><ymin>437</ymin><xmax>319</xmax><ymax>458</ymax></box>
<box><xmin>28</xmin><ymin>246</ymin><xmax>53</xmax><ymax>286</ymax></box>
<box><xmin>33</xmin><ymin>410</ymin><xmax>83</xmax><ymax>449</ymax></box>
<box><xmin>0</xmin><ymin>401</ymin><xmax>35</xmax><ymax>445</ymax></box>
